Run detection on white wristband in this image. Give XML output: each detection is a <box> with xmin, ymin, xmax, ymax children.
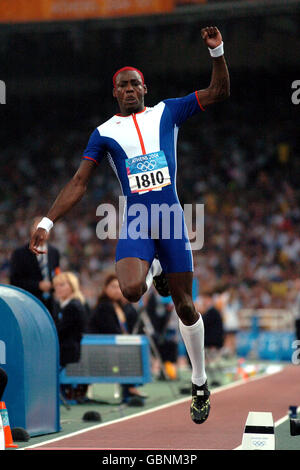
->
<box><xmin>37</xmin><ymin>217</ymin><xmax>53</xmax><ymax>233</ymax></box>
<box><xmin>209</xmin><ymin>41</ymin><xmax>224</xmax><ymax>58</ymax></box>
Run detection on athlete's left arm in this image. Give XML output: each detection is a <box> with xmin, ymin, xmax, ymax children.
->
<box><xmin>196</xmin><ymin>26</ymin><xmax>230</xmax><ymax>108</ymax></box>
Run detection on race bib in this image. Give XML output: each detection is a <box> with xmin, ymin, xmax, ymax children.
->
<box><xmin>125</xmin><ymin>151</ymin><xmax>171</xmax><ymax>194</ymax></box>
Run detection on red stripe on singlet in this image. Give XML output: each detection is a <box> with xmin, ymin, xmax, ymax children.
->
<box><xmin>195</xmin><ymin>91</ymin><xmax>205</xmax><ymax>112</ymax></box>
<box><xmin>132</xmin><ymin>110</ymin><xmax>147</xmax><ymax>155</ymax></box>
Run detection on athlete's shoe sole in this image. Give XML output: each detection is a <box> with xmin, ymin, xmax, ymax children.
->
<box><xmin>190</xmin><ymin>382</ymin><xmax>211</xmax><ymax>424</ymax></box>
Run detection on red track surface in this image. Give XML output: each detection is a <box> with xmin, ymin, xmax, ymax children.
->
<box><xmin>33</xmin><ymin>366</ymin><xmax>300</xmax><ymax>450</ymax></box>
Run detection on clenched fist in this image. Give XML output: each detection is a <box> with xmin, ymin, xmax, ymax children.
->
<box><xmin>201</xmin><ymin>26</ymin><xmax>222</xmax><ymax>49</ymax></box>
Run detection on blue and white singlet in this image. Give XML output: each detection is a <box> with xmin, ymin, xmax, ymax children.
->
<box><xmin>83</xmin><ymin>92</ymin><xmax>204</xmax><ymax>273</ymax></box>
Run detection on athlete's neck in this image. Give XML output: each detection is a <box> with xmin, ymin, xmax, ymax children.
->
<box><xmin>118</xmin><ymin>104</ymin><xmax>145</xmax><ymax>116</ymax></box>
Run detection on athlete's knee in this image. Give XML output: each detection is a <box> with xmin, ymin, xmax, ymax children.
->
<box><xmin>121</xmin><ymin>281</ymin><xmax>145</xmax><ymax>303</ymax></box>
<box><xmin>174</xmin><ymin>297</ymin><xmax>197</xmax><ymax>325</ymax></box>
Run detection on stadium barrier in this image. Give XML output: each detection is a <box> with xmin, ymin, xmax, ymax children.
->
<box><xmin>236</xmin><ymin>309</ymin><xmax>296</xmax><ymax>361</ymax></box>
<box><xmin>0</xmin><ymin>285</ymin><xmax>60</xmax><ymax>437</ymax></box>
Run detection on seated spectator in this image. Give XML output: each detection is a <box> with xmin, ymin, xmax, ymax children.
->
<box><xmin>53</xmin><ymin>271</ymin><xmax>87</xmax><ymax>401</ymax></box>
<box><xmin>53</xmin><ymin>271</ymin><xmax>87</xmax><ymax>366</ymax></box>
<box><xmin>88</xmin><ymin>273</ymin><xmax>147</xmax><ymax>402</ymax></box>
<box><xmin>119</xmin><ymin>294</ymin><xmax>139</xmax><ymax>334</ymax></box>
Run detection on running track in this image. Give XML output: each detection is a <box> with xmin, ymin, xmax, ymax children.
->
<box><xmin>28</xmin><ymin>365</ymin><xmax>300</xmax><ymax>450</ymax></box>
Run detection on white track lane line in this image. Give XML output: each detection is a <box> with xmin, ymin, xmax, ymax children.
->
<box><xmin>22</xmin><ymin>367</ymin><xmax>283</xmax><ymax>450</ymax></box>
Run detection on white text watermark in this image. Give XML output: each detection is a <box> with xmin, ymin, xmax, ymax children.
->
<box><xmin>95</xmin><ymin>197</ymin><xmax>204</xmax><ymax>251</ymax></box>
<box><xmin>0</xmin><ymin>340</ymin><xmax>6</xmax><ymax>364</ymax></box>
<box><xmin>291</xmin><ymin>80</ymin><xmax>300</xmax><ymax>105</ymax></box>
<box><xmin>0</xmin><ymin>80</ymin><xmax>5</xmax><ymax>104</ymax></box>
<box><xmin>292</xmin><ymin>340</ymin><xmax>300</xmax><ymax>365</ymax></box>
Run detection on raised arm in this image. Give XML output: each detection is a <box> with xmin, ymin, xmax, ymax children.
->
<box><xmin>196</xmin><ymin>26</ymin><xmax>230</xmax><ymax>108</ymax></box>
<box><xmin>29</xmin><ymin>159</ymin><xmax>96</xmax><ymax>254</ymax></box>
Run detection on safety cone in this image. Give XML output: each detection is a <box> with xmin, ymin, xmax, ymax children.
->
<box><xmin>164</xmin><ymin>361</ymin><xmax>177</xmax><ymax>380</ymax></box>
<box><xmin>0</xmin><ymin>402</ymin><xmax>18</xmax><ymax>449</ymax></box>
<box><xmin>236</xmin><ymin>358</ymin><xmax>249</xmax><ymax>381</ymax></box>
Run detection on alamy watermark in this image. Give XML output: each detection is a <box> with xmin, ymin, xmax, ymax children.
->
<box><xmin>292</xmin><ymin>340</ymin><xmax>300</xmax><ymax>365</ymax></box>
<box><xmin>0</xmin><ymin>80</ymin><xmax>5</xmax><ymax>104</ymax></box>
<box><xmin>291</xmin><ymin>80</ymin><xmax>300</xmax><ymax>105</ymax></box>
<box><xmin>95</xmin><ymin>197</ymin><xmax>204</xmax><ymax>251</ymax></box>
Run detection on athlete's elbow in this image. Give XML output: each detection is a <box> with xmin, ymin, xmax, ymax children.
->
<box><xmin>211</xmin><ymin>86</ymin><xmax>230</xmax><ymax>102</ymax></box>
<box><xmin>221</xmin><ymin>84</ymin><xmax>230</xmax><ymax>100</ymax></box>
<box><xmin>218</xmin><ymin>90</ymin><xmax>230</xmax><ymax>102</ymax></box>
<box><xmin>209</xmin><ymin>81</ymin><xmax>230</xmax><ymax>103</ymax></box>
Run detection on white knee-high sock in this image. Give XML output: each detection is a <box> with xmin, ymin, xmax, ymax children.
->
<box><xmin>145</xmin><ymin>258</ymin><xmax>162</xmax><ymax>291</ymax></box>
<box><xmin>179</xmin><ymin>313</ymin><xmax>207</xmax><ymax>386</ymax></box>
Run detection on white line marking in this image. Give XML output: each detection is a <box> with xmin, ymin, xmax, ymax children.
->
<box><xmin>22</xmin><ymin>396</ymin><xmax>192</xmax><ymax>449</ymax></box>
<box><xmin>23</xmin><ymin>367</ymin><xmax>284</xmax><ymax>450</ymax></box>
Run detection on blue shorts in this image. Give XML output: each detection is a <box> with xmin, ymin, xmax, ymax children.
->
<box><xmin>115</xmin><ymin>195</ymin><xmax>193</xmax><ymax>274</ymax></box>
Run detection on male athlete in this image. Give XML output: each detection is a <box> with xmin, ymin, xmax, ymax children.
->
<box><xmin>30</xmin><ymin>26</ymin><xmax>230</xmax><ymax>424</ymax></box>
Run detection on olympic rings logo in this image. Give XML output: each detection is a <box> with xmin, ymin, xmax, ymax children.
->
<box><xmin>251</xmin><ymin>439</ymin><xmax>267</xmax><ymax>447</ymax></box>
<box><xmin>137</xmin><ymin>160</ymin><xmax>157</xmax><ymax>171</ymax></box>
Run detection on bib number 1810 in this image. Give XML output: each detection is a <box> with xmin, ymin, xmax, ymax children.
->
<box><xmin>135</xmin><ymin>170</ymin><xmax>164</xmax><ymax>189</ymax></box>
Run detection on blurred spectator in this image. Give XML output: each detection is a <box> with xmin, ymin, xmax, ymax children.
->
<box><xmin>119</xmin><ymin>294</ymin><xmax>139</xmax><ymax>334</ymax></box>
<box><xmin>9</xmin><ymin>217</ymin><xmax>60</xmax><ymax>318</ymax></box>
<box><xmin>53</xmin><ymin>271</ymin><xmax>88</xmax><ymax>402</ymax></box>
<box><xmin>290</xmin><ymin>278</ymin><xmax>300</xmax><ymax>342</ymax></box>
<box><xmin>198</xmin><ymin>292</ymin><xmax>224</xmax><ymax>350</ymax></box>
<box><xmin>193</xmin><ymin>292</ymin><xmax>224</xmax><ymax>386</ymax></box>
<box><xmin>53</xmin><ymin>271</ymin><xmax>87</xmax><ymax>367</ymax></box>
<box><xmin>88</xmin><ymin>273</ymin><xmax>148</xmax><ymax>402</ymax></box>
<box><xmin>146</xmin><ymin>291</ymin><xmax>179</xmax><ymax>380</ymax></box>
<box><xmin>222</xmin><ymin>287</ymin><xmax>241</xmax><ymax>356</ymax></box>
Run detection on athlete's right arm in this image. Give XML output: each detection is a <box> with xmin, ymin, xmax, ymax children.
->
<box><xmin>29</xmin><ymin>159</ymin><xmax>97</xmax><ymax>254</ymax></box>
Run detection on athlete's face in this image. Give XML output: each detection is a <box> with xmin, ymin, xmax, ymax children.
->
<box><xmin>113</xmin><ymin>70</ymin><xmax>147</xmax><ymax>116</ymax></box>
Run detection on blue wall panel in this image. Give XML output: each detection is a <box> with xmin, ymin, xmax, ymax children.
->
<box><xmin>0</xmin><ymin>285</ymin><xmax>60</xmax><ymax>436</ymax></box>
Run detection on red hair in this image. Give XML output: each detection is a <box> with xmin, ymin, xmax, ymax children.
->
<box><xmin>113</xmin><ymin>66</ymin><xmax>144</xmax><ymax>88</ymax></box>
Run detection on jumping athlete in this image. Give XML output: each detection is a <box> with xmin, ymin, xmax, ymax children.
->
<box><xmin>30</xmin><ymin>26</ymin><xmax>230</xmax><ymax>424</ymax></box>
